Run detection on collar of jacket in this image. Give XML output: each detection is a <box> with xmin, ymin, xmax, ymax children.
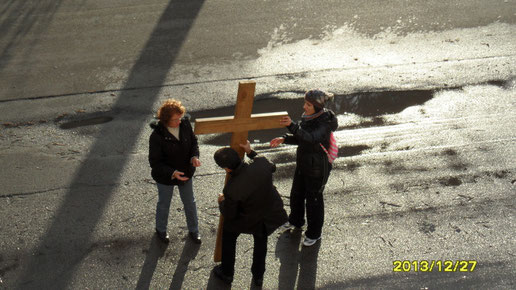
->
<box><xmin>230</xmin><ymin>161</ymin><xmax>246</xmax><ymax>177</ymax></box>
<box><xmin>149</xmin><ymin>121</ymin><xmax>180</xmax><ymax>142</ymax></box>
<box><xmin>301</xmin><ymin>109</ymin><xmax>337</xmax><ymax>129</ymax></box>
<box><xmin>149</xmin><ymin>114</ymin><xmax>191</xmax><ymax>131</ymax></box>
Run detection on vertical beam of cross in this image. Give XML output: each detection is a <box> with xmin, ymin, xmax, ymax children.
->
<box><xmin>194</xmin><ymin>80</ymin><xmax>288</xmax><ymax>261</ymax></box>
<box><xmin>229</xmin><ymin>81</ymin><xmax>255</xmax><ymax>158</ymax></box>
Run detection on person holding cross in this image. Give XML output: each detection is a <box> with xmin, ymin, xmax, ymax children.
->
<box><xmin>270</xmin><ymin>89</ymin><xmax>338</xmax><ymax>247</ymax></box>
<box><xmin>148</xmin><ymin>99</ymin><xmax>202</xmax><ymax>244</ymax></box>
<box><xmin>212</xmin><ymin>141</ymin><xmax>288</xmax><ymax>286</ymax></box>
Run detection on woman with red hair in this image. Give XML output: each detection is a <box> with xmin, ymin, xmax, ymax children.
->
<box><xmin>148</xmin><ymin>99</ymin><xmax>202</xmax><ymax>244</ymax></box>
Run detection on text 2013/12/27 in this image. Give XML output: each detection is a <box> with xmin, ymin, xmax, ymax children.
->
<box><xmin>393</xmin><ymin>260</ymin><xmax>477</xmax><ymax>272</ymax></box>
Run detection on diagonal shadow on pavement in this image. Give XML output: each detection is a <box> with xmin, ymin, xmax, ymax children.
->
<box><xmin>276</xmin><ymin>230</ymin><xmax>321</xmax><ymax>289</ymax></box>
<box><xmin>136</xmin><ymin>235</ymin><xmax>168</xmax><ymax>290</ymax></box>
<box><xmin>169</xmin><ymin>239</ymin><xmax>201</xmax><ymax>290</ymax></box>
<box><xmin>15</xmin><ymin>1</ymin><xmax>205</xmax><ymax>288</ymax></box>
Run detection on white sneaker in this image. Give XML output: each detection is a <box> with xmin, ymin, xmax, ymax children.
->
<box><xmin>303</xmin><ymin>236</ymin><xmax>321</xmax><ymax>247</ymax></box>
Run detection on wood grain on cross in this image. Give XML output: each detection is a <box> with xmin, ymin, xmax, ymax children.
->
<box><xmin>194</xmin><ymin>80</ymin><xmax>288</xmax><ymax>262</ymax></box>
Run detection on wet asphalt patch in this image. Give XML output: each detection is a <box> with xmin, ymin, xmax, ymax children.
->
<box><xmin>418</xmin><ymin>221</ymin><xmax>436</xmax><ymax>234</ymax></box>
<box><xmin>332</xmin><ymin>89</ymin><xmax>434</xmax><ymax>117</ymax></box>
<box><xmin>440</xmin><ymin>177</ymin><xmax>463</xmax><ymax>186</ymax></box>
<box><xmin>483</xmin><ymin>77</ymin><xmax>516</xmax><ymax>90</ymax></box>
<box><xmin>191</xmin><ymin>89</ymin><xmax>435</xmax><ymax>146</ymax></box>
<box><xmin>59</xmin><ymin>116</ymin><xmax>113</xmax><ymax>129</ymax></box>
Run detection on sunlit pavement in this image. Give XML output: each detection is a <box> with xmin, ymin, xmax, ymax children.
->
<box><xmin>1</xmin><ymin>0</ymin><xmax>515</xmax><ymax>289</ymax></box>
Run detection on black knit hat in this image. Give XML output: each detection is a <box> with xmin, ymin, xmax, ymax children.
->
<box><xmin>214</xmin><ymin>147</ymin><xmax>241</xmax><ymax>170</ymax></box>
<box><xmin>304</xmin><ymin>89</ymin><xmax>334</xmax><ymax>110</ymax></box>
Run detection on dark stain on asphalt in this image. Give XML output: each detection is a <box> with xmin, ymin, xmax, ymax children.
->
<box><xmin>60</xmin><ymin>116</ymin><xmax>113</xmax><ymax>129</ymax></box>
<box><xmin>493</xmin><ymin>170</ymin><xmax>509</xmax><ymax>179</ymax></box>
<box><xmin>449</xmin><ymin>162</ymin><xmax>468</xmax><ymax>171</ymax></box>
<box><xmin>451</xmin><ymin>225</ymin><xmax>462</xmax><ymax>233</ymax></box>
<box><xmin>440</xmin><ymin>177</ymin><xmax>462</xmax><ymax>186</ymax></box>
<box><xmin>441</xmin><ymin>149</ymin><xmax>469</xmax><ymax>171</ymax></box>
<box><xmin>484</xmin><ymin>79</ymin><xmax>507</xmax><ymax>87</ymax></box>
<box><xmin>442</xmin><ymin>149</ymin><xmax>457</xmax><ymax>156</ymax></box>
<box><xmin>340</xmin><ymin>145</ymin><xmax>370</xmax><ymax>157</ymax></box>
<box><xmin>418</xmin><ymin>221</ymin><xmax>436</xmax><ymax>234</ymax></box>
<box><xmin>383</xmin><ymin>161</ymin><xmax>407</xmax><ymax>173</ymax></box>
<box><xmin>483</xmin><ymin>78</ymin><xmax>516</xmax><ymax>90</ymax></box>
<box><xmin>383</xmin><ymin>162</ymin><xmax>430</xmax><ymax>175</ymax></box>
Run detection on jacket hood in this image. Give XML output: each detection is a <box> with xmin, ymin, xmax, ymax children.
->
<box><xmin>230</xmin><ymin>161</ymin><xmax>246</xmax><ymax>177</ymax></box>
<box><xmin>149</xmin><ymin>119</ymin><xmax>160</xmax><ymax>129</ymax></box>
<box><xmin>149</xmin><ymin>113</ymin><xmax>191</xmax><ymax>130</ymax></box>
<box><xmin>319</xmin><ymin>109</ymin><xmax>338</xmax><ymax>132</ymax></box>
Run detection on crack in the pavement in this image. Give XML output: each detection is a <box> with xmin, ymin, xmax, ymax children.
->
<box><xmin>345</xmin><ymin>195</ymin><xmax>515</xmax><ymax>222</ymax></box>
<box><xmin>1</xmin><ymin>183</ymin><xmax>117</xmax><ymax>199</ymax></box>
<box><xmin>1</xmin><ymin>187</ymin><xmax>68</xmax><ymax>198</ymax></box>
<box><xmin>0</xmin><ymin>174</ymin><xmax>230</xmax><ymax>199</ymax></box>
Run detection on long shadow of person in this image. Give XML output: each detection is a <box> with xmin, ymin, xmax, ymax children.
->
<box><xmin>206</xmin><ymin>270</ymin><xmax>232</xmax><ymax>290</ymax></box>
<box><xmin>276</xmin><ymin>229</ymin><xmax>303</xmax><ymax>290</ymax></box>
<box><xmin>14</xmin><ymin>1</ymin><xmax>206</xmax><ymax>289</ymax></box>
<box><xmin>136</xmin><ymin>234</ymin><xmax>168</xmax><ymax>290</ymax></box>
<box><xmin>298</xmin><ymin>242</ymin><xmax>321</xmax><ymax>289</ymax></box>
<box><xmin>169</xmin><ymin>238</ymin><xmax>201</xmax><ymax>290</ymax></box>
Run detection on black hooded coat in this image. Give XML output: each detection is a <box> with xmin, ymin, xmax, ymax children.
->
<box><xmin>284</xmin><ymin>109</ymin><xmax>339</xmax><ymax>178</ymax></box>
<box><xmin>220</xmin><ymin>153</ymin><xmax>288</xmax><ymax>237</ymax></box>
<box><xmin>148</xmin><ymin>116</ymin><xmax>199</xmax><ymax>186</ymax></box>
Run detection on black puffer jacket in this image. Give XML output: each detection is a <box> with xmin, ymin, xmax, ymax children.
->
<box><xmin>148</xmin><ymin>116</ymin><xmax>199</xmax><ymax>185</ymax></box>
<box><xmin>283</xmin><ymin>109</ymin><xmax>338</xmax><ymax>178</ymax></box>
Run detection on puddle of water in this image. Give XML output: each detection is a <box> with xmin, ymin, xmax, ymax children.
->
<box><xmin>333</xmin><ymin>90</ymin><xmax>433</xmax><ymax>117</ymax></box>
<box><xmin>483</xmin><ymin>78</ymin><xmax>516</xmax><ymax>90</ymax></box>
<box><xmin>60</xmin><ymin>116</ymin><xmax>113</xmax><ymax>129</ymax></box>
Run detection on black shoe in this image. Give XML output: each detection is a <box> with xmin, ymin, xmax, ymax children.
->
<box><xmin>189</xmin><ymin>232</ymin><xmax>202</xmax><ymax>244</ymax></box>
<box><xmin>213</xmin><ymin>265</ymin><xmax>233</xmax><ymax>284</ymax></box>
<box><xmin>155</xmin><ymin>229</ymin><xmax>170</xmax><ymax>243</ymax></box>
<box><xmin>252</xmin><ymin>276</ymin><xmax>263</xmax><ymax>287</ymax></box>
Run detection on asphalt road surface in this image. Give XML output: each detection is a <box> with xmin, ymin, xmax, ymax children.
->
<box><xmin>0</xmin><ymin>0</ymin><xmax>515</xmax><ymax>289</ymax></box>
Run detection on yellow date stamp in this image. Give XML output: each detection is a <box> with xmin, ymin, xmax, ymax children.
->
<box><xmin>393</xmin><ymin>260</ymin><xmax>477</xmax><ymax>272</ymax></box>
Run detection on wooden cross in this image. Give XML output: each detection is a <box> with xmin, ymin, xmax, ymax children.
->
<box><xmin>194</xmin><ymin>80</ymin><xmax>288</xmax><ymax>262</ymax></box>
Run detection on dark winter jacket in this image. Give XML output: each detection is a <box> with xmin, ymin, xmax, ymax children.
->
<box><xmin>220</xmin><ymin>151</ymin><xmax>288</xmax><ymax>236</ymax></box>
<box><xmin>148</xmin><ymin>116</ymin><xmax>199</xmax><ymax>185</ymax></box>
<box><xmin>283</xmin><ymin>109</ymin><xmax>338</xmax><ymax>178</ymax></box>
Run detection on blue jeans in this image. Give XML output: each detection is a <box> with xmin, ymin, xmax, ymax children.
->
<box><xmin>156</xmin><ymin>180</ymin><xmax>199</xmax><ymax>234</ymax></box>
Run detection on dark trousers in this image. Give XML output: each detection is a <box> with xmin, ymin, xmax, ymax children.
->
<box><xmin>221</xmin><ymin>225</ymin><xmax>267</xmax><ymax>278</ymax></box>
<box><xmin>288</xmin><ymin>167</ymin><xmax>330</xmax><ymax>239</ymax></box>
